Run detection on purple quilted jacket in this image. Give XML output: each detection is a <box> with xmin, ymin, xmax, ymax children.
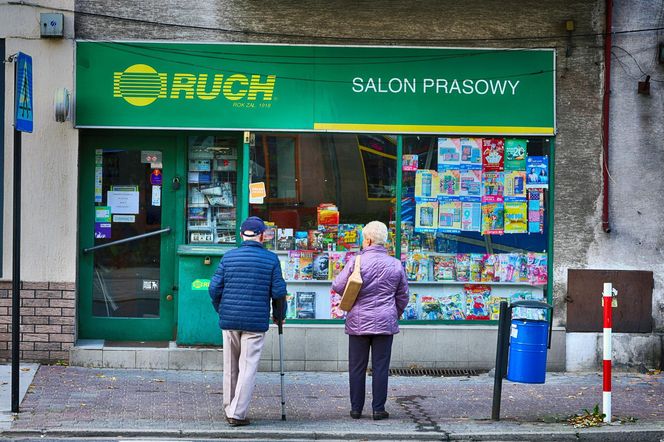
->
<box><xmin>332</xmin><ymin>245</ymin><xmax>409</xmax><ymax>335</ymax></box>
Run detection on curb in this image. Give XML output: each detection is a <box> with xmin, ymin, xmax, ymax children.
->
<box><xmin>1</xmin><ymin>426</ymin><xmax>663</xmax><ymax>441</ymax></box>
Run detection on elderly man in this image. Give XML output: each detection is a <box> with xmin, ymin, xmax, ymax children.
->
<box><xmin>209</xmin><ymin>216</ymin><xmax>287</xmax><ymax>426</ymax></box>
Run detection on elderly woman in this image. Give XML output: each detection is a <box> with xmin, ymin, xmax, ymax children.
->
<box><xmin>332</xmin><ymin>221</ymin><xmax>409</xmax><ymax>420</ymax></box>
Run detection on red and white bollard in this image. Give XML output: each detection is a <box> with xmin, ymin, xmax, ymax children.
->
<box><xmin>602</xmin><ymin>282</ymin><xmax>613</xmax><ymax>423</ymax></box>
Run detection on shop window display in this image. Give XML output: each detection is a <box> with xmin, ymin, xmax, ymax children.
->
<box><xmin>400</xmin><ymin>136</ymin><xmax>550</xmax><ymax>322</ymax></box>
<box><xmin>250</xmin><ymin>133</ymin><xmax>396</xmax><ymax>320</ymax></box>
<box><xmin>243</xmin><ymin>133</ymin><xmax>550</xmax><ymax>323</ymax></box>
<box><xmin>187</xmin><ymin>135</ymin><xmax>238</xmax><ymax>244</ymax></box>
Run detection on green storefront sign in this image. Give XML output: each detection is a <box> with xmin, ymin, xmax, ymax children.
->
<box><xmin>76</xmin><ymin>41</ymin><xmax>555</xmax><ymax>135</ymax></box>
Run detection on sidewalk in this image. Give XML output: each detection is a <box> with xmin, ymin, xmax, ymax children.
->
<box><xmin>2</xmin><ymin>365</ymin><xmax>663</xmax><ymax>441</ymax></box>
<box><xmin>0</xmin><ymin>363</ymin><xmax>39</xmax><ymax>430</ymax></box>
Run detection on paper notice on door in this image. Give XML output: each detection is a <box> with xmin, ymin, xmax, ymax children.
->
<box><xmin>113</xmin><ymin>214</ymin><xmax>135</xmax><ymax>223</ymax></box>
<box><xmin>95</xmin><ymin>167</ymin><xmax>103</xmax><ymax>203</ymax></box>
<box><xmin>107</xmin><ymin>190</ymin><xmax>139</xmax><ymax>214</ymax></box>
<box><xmin>95</xmin><ymin>206</ymin><xmax>111</xmax><ymax>222</ymax></box>
<box><xmin>152</xmin><ymin>185</ymin><xmax>161</xmax><ymax>206</ymax></box>
<box><xmin>94</xmin><ymin>222</ymin><xmax>111</xmax><ymax>239</ymax></box>
<box><xmin>249</xmin><ymin>182</ymin><xmax>266</xmax><ymax>204</ymax></box>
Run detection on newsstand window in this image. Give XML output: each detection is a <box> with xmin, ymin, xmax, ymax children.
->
<box><xmin>186</xmin><ymin>135</ymin><xmax>238</xmax><ymax>244</ymax></box>
<box><xmin>399</xmin><ymin>136</ymin><xmax>550</xmax><ymax>322</ymax></box>
<box><xmin>250</xmin><ymin>133</ymin><xmax>396</xmax><ymax>320</ymax></box>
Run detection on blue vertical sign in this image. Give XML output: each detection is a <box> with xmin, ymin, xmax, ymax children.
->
<box><xmin>15</xmin><ymin>52</ymin><xmax>33</xmax><ymax>133</ymax></box>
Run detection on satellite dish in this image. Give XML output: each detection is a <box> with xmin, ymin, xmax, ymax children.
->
<box><xmin>54</xmin><ymin>88</ymin><xmax>70</xmax><ymax>122</ymax></box>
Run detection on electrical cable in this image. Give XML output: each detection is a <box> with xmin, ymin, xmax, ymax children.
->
<box><xmin>10</xmin><ymin>0</ymin><xmax>664</xmax><ymax>45</ymax></box>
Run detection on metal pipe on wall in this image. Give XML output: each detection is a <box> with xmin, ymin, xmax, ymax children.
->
<box><xmin>601</xmin><ymin>0</ymin><xmax>613</xmax><ymax>233</ymax></box>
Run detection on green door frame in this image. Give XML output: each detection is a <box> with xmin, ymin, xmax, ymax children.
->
<box><xmin>78</xmin><ymin>131</ymin><xmax>182</xmax><ymax>340</ymax></box>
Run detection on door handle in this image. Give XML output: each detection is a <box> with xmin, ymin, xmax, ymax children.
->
<box><xmin>83</xmin><ymin>227</ymin><xmax>171</xmax><ymax>253</ymax></box>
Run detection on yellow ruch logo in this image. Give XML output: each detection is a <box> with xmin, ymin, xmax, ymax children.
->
<box><xmin>113</xmin><ymin>64</ymin><xmax>167</xmax><ymax>106</ymax></box>
<box><xmin>114</xmin><ymin>64</ymin><xmax>276</xmax><ymax>107</ymax></box>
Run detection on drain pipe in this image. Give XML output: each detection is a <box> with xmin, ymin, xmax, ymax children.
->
<box><xmin>601</xmin><ymin>0</ymin><xmax>613</xmax><ymax>233</ymax></box>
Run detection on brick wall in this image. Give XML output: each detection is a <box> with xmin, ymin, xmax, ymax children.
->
<box><xmin>0</xmin><ymin>282</ymin><xmax>76</xmax><ymax>363</ymax></box>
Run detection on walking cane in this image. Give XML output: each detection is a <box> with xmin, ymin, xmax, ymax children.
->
<box><xmin>277</xmin><ymin>298</ymin><xmax>286</xmax><ymax>420</ymax></box>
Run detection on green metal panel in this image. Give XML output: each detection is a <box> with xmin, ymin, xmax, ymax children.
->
<box><xmin>176</xmin><ymin>246</ymin><xmax>231</xmax><ymax>345</ymax></box>
<box><xmin>76</xmin><ymin>42</ymin><xmax>555</xmax><ymax>135</ymax></box>
<box><xmin>78</xmin><ymin>131</ymin><xmax>178</xmax><ymax>340</ymax></box>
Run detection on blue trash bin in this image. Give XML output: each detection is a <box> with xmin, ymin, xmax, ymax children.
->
<box><xmin>506</xmin><ymin>319</ymin><xmax>549</xmax><ymax>384</ymax></box>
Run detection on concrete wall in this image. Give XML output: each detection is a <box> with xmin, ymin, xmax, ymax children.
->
<box><xmin>1</xmin><ymin>1</ymin><xmax>78</xmax><ymax>283</ymax></box>
<box><xmin>584</xmin><ymin>0</ymin><xmax>664</xmax><ymax>329</ymax></box>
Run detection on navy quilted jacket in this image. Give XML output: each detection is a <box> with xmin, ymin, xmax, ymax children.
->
<box><xmin>209</xmin><ymin>240</ymin><xmax>287</xmax><ymax>333</ymax></box>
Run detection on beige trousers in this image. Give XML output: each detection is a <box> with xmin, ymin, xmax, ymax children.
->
<box><xmin>222</xmin><ymin>330</ymin><xmax>266</xmax><ymax>420</ymax></box>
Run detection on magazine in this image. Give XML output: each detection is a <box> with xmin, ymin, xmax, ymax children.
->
<box><xmin>432</xmin><ymin>254</ymin><xmax>456</xmax><ymax>281</ymax></box>
<box><xmin>296</xmin><ymin>292</ymin><xmax>316</xmax><ymax>319</ymax></box>
<box><xmin>481</xmin><ymin>203</ymin><xmax>505</xmax><ymax>235</ymax></box>
<box><xmin>460</xmin><ymin>138</ymin><xmax>482</xmax><ymax>167</ymax></box>
<box><xmin>526</xmin><ymin>156</ymin><xmax>549</xmax><ymax>189</ymax></box>
<box><xmin>482</xmin><ymin>172</ymin><xmax>504</xmax><ymax>203</ymax></box>
<box><xmin>504</xmin><ymin>201</ymin><xmax>527</xmax><ymax>234</ymax></box>
<box><xmin>437</xmin><ymin>137</ymin><xmax>461</xmax><ymax>168</ymax></box>
<box><xmin>504</xmin><ymin>138</ymin><xmax>527</xmax><ymax>171</ymax></box>
<box><xmin>439</xmin><ymin>293</ymin><xmax>466</xmax><ymax>320</ymax></box>
<box><xmin>312</xmin><ymin>253</ymin><xmax>330</xmax><ymax>280</ymax></box>
<box><xmin>464</xmin><ymin>285</ymin><xmax>491</xmax><ymax>320</ymax></box>
<box><xmin>438</xmin><ymin>199</ymin><xmax>462</xmax><ymax>231</ymax></box>
<box><xmin>482</xmin><ymin>138</ymin><xmax>504</xmax><ymax>172</ymax></box>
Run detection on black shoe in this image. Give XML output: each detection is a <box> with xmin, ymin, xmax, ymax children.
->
<box><xmin>373</xmin><ymin>410</ymin><xmax>389</xmax><ymax>420</ymax></box>
<box><xmin>350</xmin><ymin>410</ymin><xmax>362</xmax><ymax>419</ymax></box>
<box><xmin>227</xmin><ymin>417</ymin><xmax>250</xmax><ymax>426</ymax></box>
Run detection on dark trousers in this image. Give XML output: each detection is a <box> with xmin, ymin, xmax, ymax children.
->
<box><xmin>348</xmin><ymin>334</ymin><xmax>394</xmax><ymax>413</ymax></box>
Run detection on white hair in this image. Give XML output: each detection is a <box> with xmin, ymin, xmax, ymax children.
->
<box><xmin>362</xmin><ymin>221</ymin><xmax>388</xmax><ymax>245</ymax></box>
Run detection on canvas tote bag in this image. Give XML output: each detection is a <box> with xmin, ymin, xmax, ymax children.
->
<box><xmin>340</xmin><ymin>255</ymin><xmax>362</xmax><ymax>311</ymax></box>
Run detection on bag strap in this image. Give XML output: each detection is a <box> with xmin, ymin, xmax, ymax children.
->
<box><xmin>354</xmin><ymin>255</ymin><xmax>361</xmax><ymax>272</ymax></box>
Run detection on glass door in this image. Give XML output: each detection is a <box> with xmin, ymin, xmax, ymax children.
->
<box><xmin>78</xmin><ymin>133</ymin><xmax>179</xmax><ymax>341</ymax></box>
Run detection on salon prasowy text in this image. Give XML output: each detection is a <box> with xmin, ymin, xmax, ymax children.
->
<box><xmin>351</xmin><ymin>77</ymin><xmax>520</xmax><ymax>95</ymax></box>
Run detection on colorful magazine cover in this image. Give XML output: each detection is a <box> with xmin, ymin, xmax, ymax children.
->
<box><xmin>463</xmin><ymin>284</ymin><xmax>491</xmax><ymax>320</ymax></box>
<box><xmin>481</xmin><ymin>203</ymin><xmax>505</xmax><ymax>235</ymax></box>
<box><xmin>285</xmin><ymin>251</ymin><xmax>300</xmax><ymax>280</ymax></box>
<box><xmin>285</xmin><ymin>293</ymin><xmax>297</xmax><ymax>319</ymax></box>
<box><xmin>459</xmin><ymin>169</ymin><xmax>482</xmax><ymax>198</ymax></box>
<box><xmin>481</xmin><ymin>254</ymin><xmax>499</xmax><ymax>282</ymax></box>
<box><xmin>455</xmin><ymin>253</ymin><xmax>471</xmax><ymax>282</ymax></box>
<box><xmin>402</xmin><ymin>154</ymin><xmax>419</xmax><ymax>172</ymax></box>
<box><xmin>497</xmin><ymin>253</ymin><xmax>521</xmax><ymax>282</ymax></box>
<box><xmin>405</xmin><ymin>253</ymin><xmax>430</xmax><ymax>281</ymax></box>
<box><xmin>312</xmin><ymin>253</ymin><xmax>330</xmax><ymax>280</ymax></box>
<box><xmin>307</xmin><ymin>229</ymin><xmax>325</xmax><ymax>251</ymax></box>
<box><xmin>337</xmin><ymin>224</ymin><xmax>362</xmax><ymax>251</ymax></box>
<box><xmin>438</xmin><ymin>199</ymin><xmax>462</xmax><ymax>231</ymax></box>
<box><xmin>321</xmin><ymin>224</ymin><xmax>338</xmax><ymax>251</ymax></box>
<box><xmin>415</xmin><ymin>201</ymin><xmax>439</xmax><ymax>231</ymax></box>
<box><xmin>482</xmin><ymin>138</ymin><xmax>504</xmax><ymax>172</ymax></box>
<box><xmin>527</xmin><ymin>252</ymin><xmax>548</xmax><ymax>285</ymax></box>
<box><xmin>528</xmin><ymin>189</ymin><xmax>545</xmax><ymax>233</ymax></box>
<box><xmin>329</xmin><ymin>290</ymin><xmax>346</xmax><ymax>319</ymax></box>
<box><xmin>460</xmin><ymin>138</ymin><xmax>482</xmax><ymax>166</ymax></box>
<box><xmin>296</xmin><ymin>292</ymin><xmax>316</xmax><ymax>319</ymax></box>
<box><xmin>439</xmin><ymin>168</ymin><xmax>460</xmax><ymax>197</ymax></box>
<box><xmin>461</xmin><ymin>201</ymin><xmax>482</xmax><ymax>232</ymax></box>
<box><xmin>526</xmin><ymin>156</ymin><xmax>549</xmax><ymax>188</ymax></box>
<box><xmin>294</xmin><ymin>231</ymin><xmax>309</xmax><ymax>250</ymax></box>
<box><xmin>419</xmin><ymin>295</ymin><xmax>441</xmax><ymax>320</ymax></box>
<box><xmin>432</xmin><ymin>254</ymin><xmax>456</xmax><ymax>281</ymax></box>
<box><xmin>439</xmin><ymin>293</ymin><xmax>466</xmax><ymax>320</ymax></box>
<box><xmin>504</xmin><ymin>138</ymin><xmax>528</xmax><ymax>171</ymax></box>
<box><xmin>437</xmin><ymin>137</ymin><xmax>461</xmax><ymax>168</ymax></box>
<box><xmin>464</xmin><ymin>284</ymin><xmax>491</xmax><ymax>320</ymax></box>
<box><xmin>482</xmin><ymin>171</ymin><xmax>504</xmax><ymax>203</ymax></box>
<box><xmin>415</xmin><ymin>170</ymin><xmax>439</xmax><ymax>199</ymax></box>
<box><xmin>328</xmin><ymin>252</ymin><xmax>348</xmax><ymax>280</ymax></box>
<box><xmin>276</xmin><ymin>228</ymin><xmax>295</xmax><ymax>251</ymax></box>
<box><xmin>504</xmin><ymin>171</ymin><xmax>526</xmax><ymax>200</ymax></box>
<box><xmin>298</xmin><ymin>251</ymin><xmax>314</xmax><ymax>280</ymax></box>
<box><xmin>469</xmin><ymin>253</ymin><xmax>484</xmax><ymax>282</ymax></box>
<box><xmin>504</xmin><ymin>201</ymin><xmax>528</xmax><ymax>233</ymax></box>
<box><xmin>263</xmin><ymin>222</ymin><xmax>276</xmax><ymax>250</ymax></box>
<box><xmin>402</xmin><ymin>293</ymin><xmax>419</xmax><ymax>320</ymax></box>
<box><xmin>489</xmin><ymin>296</ymin><xmax>510</xmax><ymax>320</ymax></box>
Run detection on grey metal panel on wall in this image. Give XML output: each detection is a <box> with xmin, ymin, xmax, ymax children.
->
<box><xmin>566</xmin><ymin>269</ymin><xmax>654</xmax><ymax>333</ymax></box>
